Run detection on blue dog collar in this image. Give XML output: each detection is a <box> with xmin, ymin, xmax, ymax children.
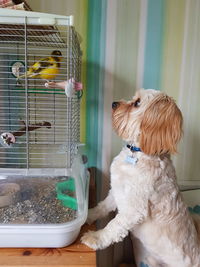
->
<box><xmin>127</xmin><ymin>144</ymin><xmax>141</xmax><ymax>152</ymax></box>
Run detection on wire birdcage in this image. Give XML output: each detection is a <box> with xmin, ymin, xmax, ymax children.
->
<box><xmin>0</xmin><ymin>10</ymin><xmax>82</xmax><ymax>171</ymax></box>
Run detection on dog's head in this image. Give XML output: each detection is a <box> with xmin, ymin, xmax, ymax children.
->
<box><xmin>112</xmin><ymin>89</ymin><xmax>183</xmax><ymax>156</ymax></box>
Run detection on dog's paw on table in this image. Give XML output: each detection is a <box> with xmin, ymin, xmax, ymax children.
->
<box><xmin>81</xmin><ymin>230</ymin><xmax>104</xmax><ymax>250</ymax></box>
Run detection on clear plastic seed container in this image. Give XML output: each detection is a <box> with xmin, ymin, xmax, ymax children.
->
<box><xmin>0</xmin><ymin>155</ymin><xmax>89</xmax><ymax>248</ymax></box>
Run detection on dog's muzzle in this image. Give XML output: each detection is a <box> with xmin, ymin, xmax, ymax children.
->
<box><xmin>112</xmin><ymin>102</ymin><xmax>119</xmax><ymax>110</ymax></box>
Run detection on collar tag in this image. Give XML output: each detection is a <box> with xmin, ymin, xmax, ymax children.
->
<box><xmin>125</xmin><ymin>155</ymin><xmax>138</xmax><ymax>165</ymax></box>
<box><xmin>127</xmin><ymin>144</ymin><xmax>141</xmax><ymax>152</ymax></box>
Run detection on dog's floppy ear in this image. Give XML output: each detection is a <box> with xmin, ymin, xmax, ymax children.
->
<box><xmin>140</xmin><ymin>94</ymin><xmax>183</xmax><ymax>155</ymax></box>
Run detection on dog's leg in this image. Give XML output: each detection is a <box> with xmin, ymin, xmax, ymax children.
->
<box><xmin>82</xmin><ymin>212</ymin><xmax>144</xmax><ymax>250</ymax></box>
<box><xmin>87</xmin><ymin>190</ymin><xmax>116</xmax><ymax>224</ymax></box>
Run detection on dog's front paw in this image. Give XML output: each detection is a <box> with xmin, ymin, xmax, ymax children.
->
<box><xmin>81</xmin><ymin>230</ymin><xmax>104</xmax><ymax>250</ymax></box>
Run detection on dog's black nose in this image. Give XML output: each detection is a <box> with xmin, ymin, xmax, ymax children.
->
<box><xmin>112</xmin><ymin>102</ymin><xmax>119</xmax><ymax>109</ymax></box>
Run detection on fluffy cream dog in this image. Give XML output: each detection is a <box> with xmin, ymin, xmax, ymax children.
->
<box><xmin>81</xmin><ymin>89</ymin><xmax>200</xmax><ymax>267</ymax></box>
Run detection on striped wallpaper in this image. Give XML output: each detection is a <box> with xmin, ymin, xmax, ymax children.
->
<box><xmin>87</xmin><ymin>0</ymin><xmax>200</xmax><ymax>189</ymax></box>
<box><xmin>26</xmin><ymin>0</ymin><xmax>200</xmax><ymax>188</ymax></box>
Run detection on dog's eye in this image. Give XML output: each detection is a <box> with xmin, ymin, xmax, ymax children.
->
<box><xmin>134</xmin><ymin>98</ymin><xmax>141</xmax><ymax>107</ymax></box>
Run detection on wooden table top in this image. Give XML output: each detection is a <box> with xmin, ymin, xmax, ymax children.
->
<box><xmin>0</xmin><ymin>224</ymin><xmax>96</xmax><ymax>267</ymax></box>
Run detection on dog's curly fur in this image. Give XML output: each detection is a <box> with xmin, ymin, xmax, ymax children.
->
<box><xmin>81</xmin><ymin>89</ymin><xmax>200</xmax><ymax>267</ymax></box>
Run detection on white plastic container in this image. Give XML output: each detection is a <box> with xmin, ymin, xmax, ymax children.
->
<box><xmin>0</xmin><ymin>155</ymin><xmax>89</xmax><ymax>248</ymax></box>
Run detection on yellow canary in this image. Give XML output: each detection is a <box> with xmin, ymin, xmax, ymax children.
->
<box><xmin>19</xmin><ymin>50</ymin><xmax>62</xmax><ymax>81</ymax></box>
